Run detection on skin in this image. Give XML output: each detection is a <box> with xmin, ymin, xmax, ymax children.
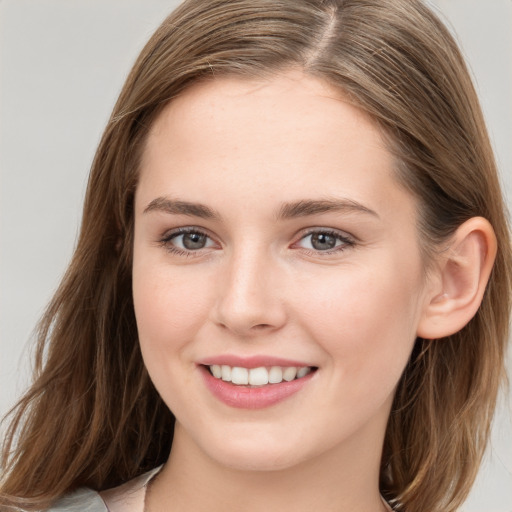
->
<box><xmin>132</xmin><ymin>70</ymin><xmax>438</xmax><ymax>512</ymax></box>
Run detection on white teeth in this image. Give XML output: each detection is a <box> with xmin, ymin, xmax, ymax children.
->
<box><xmin>249</xmin><ymin>367</ymin><xmax>269</xmax><ymax>386</ymax></box>
<box><xmin>231</xmin><ymin>367</ymin><xmax>249</xmax><ymax>385</ymax></box>
<box><xmin>282</xmin><ymin>366</ymin><xmax>297</xmax><ymax>381</ymax></box>
<box><xmin>209</xmin><ymin>364</ymin><xmax>313</xmax><ymax>385</ymax></box>
<box><xmin>221</xmin><ymin>365</ymin><xmax>231</xmax><ymax>381</ymax></box>
<box><xmin>211</xmin><ymin>365</ymin><xmax>222</xmax><ymax>378</ymax></box>
<box><xmin>268</xmin><ymin>366</ymin><xmax>283</xmax><ymax>384</ymax></box>
<box><xmin>296</xmin><ymin>367</ymin><xmax>310</xmax><ymax>378</ymax></box>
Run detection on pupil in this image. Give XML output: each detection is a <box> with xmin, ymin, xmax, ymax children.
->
<box><xmin>183</xmin><ymin>233</ymin><xmax>206</xmax><ymax>250</ymax></box>
<box><xmin>311</xmin><ymin>233</ymin><xmax>336</xmax><ymax>250</ymax></box>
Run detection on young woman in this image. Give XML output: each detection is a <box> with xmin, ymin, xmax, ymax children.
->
<box><xmin>1</xmin><ymin>1</ymin><xmax>510</xmax><ymax>511</ymax></box>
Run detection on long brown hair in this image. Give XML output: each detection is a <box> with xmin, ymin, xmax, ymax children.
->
<box><xmin>2</xmin><ymin>1</ymin><xmax>511</xmax><ymax>511</ymax></box>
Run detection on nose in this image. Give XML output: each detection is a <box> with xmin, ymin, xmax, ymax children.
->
<box><xmin>212</xmin><ymin>247</ymin><xmax>287</xmax><ymax>337</ymax></box>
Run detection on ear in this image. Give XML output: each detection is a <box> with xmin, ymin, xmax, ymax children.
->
<box><xmin>417</xmin><ymin>217</ymin><xmax>497</xmax><ymax>339</ymax></box>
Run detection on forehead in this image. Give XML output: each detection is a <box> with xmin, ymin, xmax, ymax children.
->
<box><xmin>145</xmin><ymin>70</ymin><xmax>384</xmax><ymax>159</ymax></box>
<box><xmin>138</xmin><ymin>70</ymin><xmax>414</xmax><ymax>223</ymax></box>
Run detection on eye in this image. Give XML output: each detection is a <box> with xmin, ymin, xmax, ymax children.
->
<box><xmin>174</xmin><ymin>232</ymin><xmax>209</xmax><ymax>250</ymax></box>
<box><xmin>295</xmin><ymin>229</ymin><xmax>354</xmax><ymax>253</ymax></box>
<box><xmin>160</xmin><ymin>228</ymin><xmax>217</xmax><ymax>254</ymax></box>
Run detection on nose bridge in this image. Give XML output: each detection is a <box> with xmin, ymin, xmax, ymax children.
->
<box><xmin>214</xmin><ymin>242</ymin><xmax>286</xmax><ymax>335</ymax></box>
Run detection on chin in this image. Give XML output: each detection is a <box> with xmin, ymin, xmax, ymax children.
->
<box><xmin>209</xmin><ymin>446</ymin><xmax>306</xmax><ymax>473</ymax></box>
<box><xmin>195</xmin><ymin>427</ymin><xmax>318</xmax><ymax>473</ymax></box>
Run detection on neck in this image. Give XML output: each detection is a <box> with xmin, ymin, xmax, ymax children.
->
<box><xmin>146</xmin><ymin>423</ymin><xmax>388</xmax><ymax>512</ymax></box>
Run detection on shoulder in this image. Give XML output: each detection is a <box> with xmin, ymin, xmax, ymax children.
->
<box><xmin>45</xmin><ymin>487</ymin><xmax>107</xmax><ymax>512</ymax></box>
<box><xmin>100</xmin><ymin>466</ymin><xmax>163</xmax><ymax>512</ymax></box>
<box><xmin>45</xmin><ymin>466</ymin><xmax>162</xmax><ymax>512</ymax></box>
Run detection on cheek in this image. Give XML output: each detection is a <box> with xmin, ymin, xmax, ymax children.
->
<box><xmin>132</xmin><ymin>260</ymin><xmax>213</xmax><ymax>355</ymax></box>
<box><xmin>132</xmin><ymin>264</ymin><xmax>215</xmax><ymax>413</ymax></box>
<box><xmin>293</xmin><ymin>260</ymin><xmax>424</xmax><ymax>384</ymax></box>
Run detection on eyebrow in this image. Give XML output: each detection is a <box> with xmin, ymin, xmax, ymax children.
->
<box><xmin>275</xmin><ymin>198</ymin><xmax>379</xmax><ymax>220</ymax></box>
<box><xmin>143</xmin><ymin>197</ymin><xmax>379</xmax><ymax>220</ymax></box>
<box><xmin>144</xmin><ymin>197</ymin><xmax>220</xmax><ymax>219</ymax></box>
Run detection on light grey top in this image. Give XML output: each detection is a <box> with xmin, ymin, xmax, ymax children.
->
<box><xmin>45</xmin><ymin>466</ymin><xmax>162</xmax><ymax>512</ymax></box>
<box><xmin>45</xmin><ymin>487</ymin><xmax>109</xmax><ymax>512</ymax></box>
<box><xmin>45</xmin><ymin>465</ymin><xmax>393</xmax><ymax>511</ymax></box>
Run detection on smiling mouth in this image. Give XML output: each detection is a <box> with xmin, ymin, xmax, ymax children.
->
<box><xmin>205</xmin><ymin>364</ymin><xmax>317</xmax><ymax>387</ymax></box>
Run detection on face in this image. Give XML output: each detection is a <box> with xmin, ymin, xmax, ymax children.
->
<box><xmin>133</xmin><ymin>71</ymin><xmax>432</xmax><ymax>473</ymax></box>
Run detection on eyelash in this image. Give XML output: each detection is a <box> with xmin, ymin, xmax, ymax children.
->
<box><xmin>159</xmin><ymin>227</ymin><xmax>216</xmax><ymax>257</ymax></box>
<box><xmin>294</xmin><ymin>229</ymin><xmax>355</xmax><ymax>256</ymax></box>
<box><xmin>158</xmin><ymin>227</ymin><xmax>355</xmax><ymax>257</ymax></box>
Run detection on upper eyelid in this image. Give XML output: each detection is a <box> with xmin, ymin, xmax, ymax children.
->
<box><xmin>294</xmin><ymin>227</ymin><xmax>356</xmax><ymax>242</ymax></box>
<box><xmin>160</xmin><ymin>226</ymin><xmax>215</xmax><ymax>241</ymax></box>
<box><xmin>158</xmin><ymin>228</ymin><xmax>218</xmax><ymax>257</ymax></box>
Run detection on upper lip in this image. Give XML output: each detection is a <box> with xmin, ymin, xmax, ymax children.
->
<box><xmin>197</xmin><ymin>355</ymin><xmax>314</xmax><ymax>369</ymax></box>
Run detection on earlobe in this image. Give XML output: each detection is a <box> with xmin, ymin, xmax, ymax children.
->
<box><xmin>417</xmin><ymin>217</ymin><xmax>497</xmax><ymax>340</ymax></box>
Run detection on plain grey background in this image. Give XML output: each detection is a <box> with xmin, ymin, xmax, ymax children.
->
<box><xmin>1</xmin><ymin>1</ymin><xmax>511</xmax><ymax>510</ymax></box>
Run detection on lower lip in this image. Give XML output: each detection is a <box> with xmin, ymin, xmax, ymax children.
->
<box><xmin>200</xmin><ymin>366</ymin><xmax>315</xmax><ymax>409</ymax></box>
